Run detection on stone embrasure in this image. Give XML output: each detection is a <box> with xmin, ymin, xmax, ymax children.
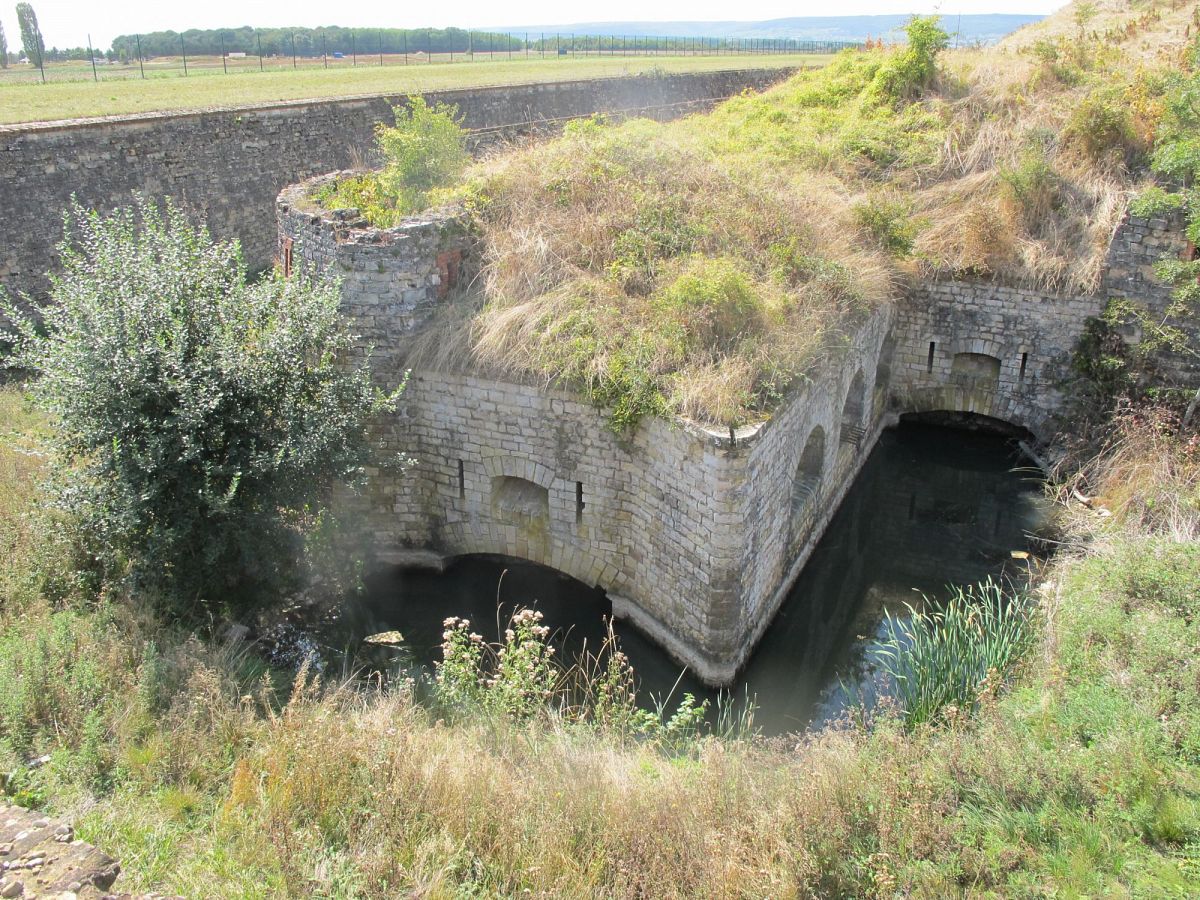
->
<box><xmin>279</xmin><ymin>179</ymin><xmax>1195</xmax><ymax>684</ymax></box>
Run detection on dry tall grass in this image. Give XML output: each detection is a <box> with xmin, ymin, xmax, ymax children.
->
<box><xmin>390</xmin><ymin>2</ymin><xmax>1200</xmax><ymax>428</ymax></box>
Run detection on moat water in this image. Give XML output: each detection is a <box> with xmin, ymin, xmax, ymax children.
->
<box><xmin>285</xmin><ymin>421</ymin><xmax>1051</xmax><ymax>735</ymax></box>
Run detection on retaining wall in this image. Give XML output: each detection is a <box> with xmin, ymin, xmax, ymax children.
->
<box><xmin>0</xmin><ymin>67</ymin><xmax>792</xmax><ymax>301</ymax></box>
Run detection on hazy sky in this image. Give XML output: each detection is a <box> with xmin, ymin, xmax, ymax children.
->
<box><xmin>4</xmin><ymin>1</ymin><xmax>1067</xmax><ymax>52</ymax></box>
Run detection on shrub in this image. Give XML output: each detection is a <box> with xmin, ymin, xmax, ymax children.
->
<box><xmin>2</xmin><ymin>199</ymin><xmax>396</xmax><ymax>616</ymax></box>
<box><xmin>998</xmin><ymin>146</ymin><xmax>1061</xmax><ymax>230</ymax></box>
<box><xmin>1064</xmin><ymin>88</ymin><xmax>1140</xmax><ymax>164</ymax></box>
<box><xmin>652</xmin><ymin>256</ymin><xmax>768</xmax><ymax>352</ymax></box>
<box><xmin>1129</xmin><ymin>185</ymin><xmax>1187</xmax><ymax>219</ymax></box>
<box><xmin>868</xmin><ymin>15</ymin><xmax>949</xmax><ymax>103</ymax></box>
<box><xmin>316</xmin><ymin>96</ymin><xmax>468</xmax><ymax>226</ymax></box>
<box><xmin>376</xmin><ymin>97</ymin><xmax>469</xmax><ymax>212</ymax></box>
<box><xmin>873</xmin><ymin>578</ymin><xmax>1034</xmax><ymax>727</ymax></box>
<box><xmin>852</xmin><ymin>194</ymin><xmax>919</xmax><ymax>256</ymax></box>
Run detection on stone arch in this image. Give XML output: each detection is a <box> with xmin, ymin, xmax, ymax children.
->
<box><xmin>950</xmin><ymin>352</ymin><xmax>1002</xmax><ymax>393</ymax></box>
<box><xmin>839</xmin><ymin>369</ymin><xmax>869</xmax><ymax>451</ymax></box>
<box><xmin>481</xmin><ymin>454</ymin><xmax>556</xmax><ymax>489</ymax></box>
<box><xmin>953</xmin><ymin>336</ymin><xmax>1006</xmax><ymax>359</ymax></box>
<box><xmin>874</xmin><ymin>336</ymin><xmax>895</xmax><ymax>396</ymax></box>
<box><xmin>792</xmin><ymin>426</ymin><xmax>826</xmax><ymax>519</ymax></box>
<box><xmin>440</xmin><ymin>521</ymin><xmax>629</xmax><ymax>595</ymax></box>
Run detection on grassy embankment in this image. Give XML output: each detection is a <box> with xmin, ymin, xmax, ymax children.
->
<box><xmin>0</xmin><ymin>55</ymin><xmax>819</xmax><ymax>126</ymax></box>
<box><xmin>4</xmin><ymin>2</ymin><xmax>1200</xmax><ymax>896</ymax></box>
<box><xmin>4</xmin><ymin>387</ymin><xmax>1200</xmax><ymax>896</ymax></box>
<box><xmin>322</xmin><ymin>0</ymin><xmax>1196</xmax><ymax>430</ymax></box>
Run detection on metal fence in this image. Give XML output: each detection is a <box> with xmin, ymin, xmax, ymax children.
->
<box><xmin>0</xmin><ymin>29</ymin><xmax>862</xmax><ymax>86</ymax></box>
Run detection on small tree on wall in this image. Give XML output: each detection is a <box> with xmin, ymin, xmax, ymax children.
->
<box><xmin>15</xmin><ymin>3</ymin><xmax>43</xmax><ymax>68</ymax></box>
<box><xmin>2</xmin><ymin>199</ymin><xmax>399</xmax><ymax>615</ymax></box>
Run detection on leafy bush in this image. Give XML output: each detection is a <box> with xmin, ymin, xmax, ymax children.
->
<box><xmin>998</xmin><ymin>146</ymin><xmax>1062</xmax><ymax>229</ymax></box>
<box><xmin>873</xmin><ymin>578</ymin><xmax>1034</xmax><ymax>727</ymax></box>
<box><xmin>1129</xmin><ymin>185</ymin><xmax>1187</xmax><ymax>219</ymax></box>
<box><xmin>852</xmin><ymin>194</ymin><xmax>919</xmax><ymax>256</ymax></box>
<box><xmin>1063</xmin><ymin>88</ymin><xmax>1140</xmax><ymax>164</ymax></box>
<box><xmin>316</xmin><ymin>96</ymin><xmax>468</xmax><ymax>226</ymax></box>
<box><xmin>652</xmin><ymin>256</ymin><xmax>768</xmax><ymax>352</ymax></box>
<box><xmin>868</xmin><ymin>15</ymin><xmax>949</xmax><ymax>103</ymax></box>
<box><xmin>2</xmin><ymin>200</ymin><xmax>395</xmax><ymax>615</ymax></box>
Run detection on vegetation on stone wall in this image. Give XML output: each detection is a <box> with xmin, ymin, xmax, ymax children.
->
<box><xmin>314</xmin><ymin>98</ymin><xmax>470</xmax><ymax>226</ymax></box>
<box><xmin>317</xmin><ymin>3</ymin><xmax>1195</xmax><ymax>429</ymax></box>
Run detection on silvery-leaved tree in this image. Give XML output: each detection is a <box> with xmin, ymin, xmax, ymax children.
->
<box><xmin>1</xmin><ymin>199</ymin><xmax>398</xmax><ymax>615</ymax></box>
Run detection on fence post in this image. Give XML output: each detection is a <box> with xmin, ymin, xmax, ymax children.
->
<box><xmin>291</xmin><ymin>30</ymin><xmax>296</xmax><ymax>69</ymax></box>
<box><xmin>351</xmin><ymin>30</ymin><xmax>356</xmax><ymax>66</ymax></box>
<box><xmin>322</xmin><ymin>31</ymin><xmax>327</xmax><ymax>68</ymax></box>
<box><xmin>180</xmin><ymin>33</ymin><xmax>188</xmax><ymax>76</ymax></box>
<box><xmin>378</xmin><ymin>31</ymin><xmax>383</xmax><ymax>66</ymax></box>
<box><xmin>220</xmin><ymin>33</ymin><xmax>227</xmax><ymax>73</ymax></box>
<box><xmin>403</xmin><ymin>31</ymin><xmax>408</xmax><ymax>66</ymax></box>
<box><xmin>136</xmin><ymin>33</ymin><xmax>145</xmax><ymax>78</ymax></box>
<box><xmin>256</xmin><ymin>31</ymin><xmax>263</xmax><ymax>71</ymax></box>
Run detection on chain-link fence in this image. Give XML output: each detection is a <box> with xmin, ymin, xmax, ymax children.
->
<box><xmin>0</xmin><ymin>26</ymin><xmax>861</xmax><ymax>85</ymax></box>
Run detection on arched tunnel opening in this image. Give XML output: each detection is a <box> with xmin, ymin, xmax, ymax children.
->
<box><xmin>898</xmin><ymin>409</ymin><xmax>1035</xmax><ymax>442</ymax></box>
<box><xmin>261</xmin><ymin>551</ymin><xmax>724</xmax><ymax>711</ymax></box>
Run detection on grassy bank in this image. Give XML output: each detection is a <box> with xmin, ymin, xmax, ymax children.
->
<box><xmin>4</xmin><ymin>378</ymin><xmax>1200</xmax><ymax>896</ymax></box>
<box><xmin>0</xmin><ymin>56</ymin><xmax>818</xmax><ymax>126</ymax></box>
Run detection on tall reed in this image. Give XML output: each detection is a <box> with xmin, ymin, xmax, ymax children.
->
<box><xmin>873</xmin><ymin>577</ymin><xmax>1033</xmax><ymax>727</ymax></box>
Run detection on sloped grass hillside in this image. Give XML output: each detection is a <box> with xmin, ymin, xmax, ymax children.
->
<box><xmin>316</xmin><ymin>4</ymin><xmax>1197</xmax><ymax>429</ymax></box>
<box><xmin>5</xmin><ymin>393</ymin><xmax>1200</xmax><ymax>895</ymax></box>
<box><xmin>455</xmin><ymin>115</ymin><xmax>894</xmax><ymax>429</ymax></box>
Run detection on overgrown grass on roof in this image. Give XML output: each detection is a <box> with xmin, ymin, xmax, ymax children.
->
<box><xmin>317</xmin><ymin>4</ymin><xmax>1197</xmax><ymax>429</ymax></box>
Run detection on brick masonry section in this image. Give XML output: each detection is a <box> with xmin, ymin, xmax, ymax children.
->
<box><xmin>0</xmin><ymin>67</ymin><xmax>793</xmax><ymax>302</ymax></box>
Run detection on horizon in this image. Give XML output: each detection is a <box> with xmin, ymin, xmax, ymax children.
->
<box><xmin>3</xmin><ymin>3</ymin><xmax>1065</xmax><ymax>54</ymax></box>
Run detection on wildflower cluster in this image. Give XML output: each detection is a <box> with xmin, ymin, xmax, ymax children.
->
<box><xmin>433</xmin><ymin>607</ymin><xmax>716</xmax><ymax>745</ymax></box>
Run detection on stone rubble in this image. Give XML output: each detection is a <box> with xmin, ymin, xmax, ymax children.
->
<box><xmin>0</xmin><ymin>803</ymin><xmax>178</xmax><ymax>900</ymax></box>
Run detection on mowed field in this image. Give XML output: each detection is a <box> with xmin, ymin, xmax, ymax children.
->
<box><xmin>0</xmin><ymin>54</ymin><xmax>825</xmax><ymax>125</ymax></box>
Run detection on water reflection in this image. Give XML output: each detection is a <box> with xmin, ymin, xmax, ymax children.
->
<box><xmin>293</xmin><ymin>422</ymin><xmax>1049</xmax><ymax>735</ymax></box>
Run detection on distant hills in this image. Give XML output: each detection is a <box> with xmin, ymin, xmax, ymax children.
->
<box><xmin>495</xmin><ymin>14</ymin><xmax>1044</xmax><ymax>46</ymax></box>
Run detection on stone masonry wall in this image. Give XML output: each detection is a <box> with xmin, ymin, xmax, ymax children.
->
<box><xmin>0</xmin><ymin>67</ymin><xmax>792</xmax><ymax>301</ymax></box>
<box><xmin>890</xmin><ymin>214</ymin><xmax>1199</xmax><ymax>439</ymax></box>
<box><xmin>277</xmin><ymin>176</ymin><xmax>476</xmax><ymax>377</ymax></box>
<box><xmin>891</xmin><ymin>280</ymin><xmax>1105</xmax><ymax>438</ymax></box>
<box><xmin>1103</xmin><ymin>211</ymin><xmax>1198</xmax><ymax>386</ymax></box>
<box><xmin>277</xmin><ymin>184</ymin><xmax>1194</xmax><ymax>684</ymax></box>
<box><xmin>277</xmin><ymin>183</ymin><xmax>892</xmax><ymax>683</ymax></box>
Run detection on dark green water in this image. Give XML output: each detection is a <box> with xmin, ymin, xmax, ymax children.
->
<box><xmin>280</xmin><ymin>421</ymin><xmax>1050</xmax><ymax>735</ymax></box>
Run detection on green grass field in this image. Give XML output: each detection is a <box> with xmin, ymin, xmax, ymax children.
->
<box><xmin>0</xmin><ymin>55</ymin><xmax>824</xmax><ymax>126</ymax></box>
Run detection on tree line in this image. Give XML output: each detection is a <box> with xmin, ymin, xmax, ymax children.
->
<box><xmin>110</xmin><ymin>26</ymin><xmax>524</xmax><ymax>59</ymax></box>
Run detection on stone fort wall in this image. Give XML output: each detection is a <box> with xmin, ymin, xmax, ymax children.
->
<box><xmin>278</xmin><ymin>188</ymin><xmax>891</xmax><ymax>683</ymax></box>
<box><xmin>888</xmin><ymin>213</ymin><xmax>1197</xmax><ymax>437</ymax></box>
<box><xmin>279</xmin><ymin>178</ymin><xmax>1198</xmax><ymax>683</ymax></box>
<box><xmin>0</xmin><ymin>67</ymin><xmax>792</xmax><ymax>302</ymax></box>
